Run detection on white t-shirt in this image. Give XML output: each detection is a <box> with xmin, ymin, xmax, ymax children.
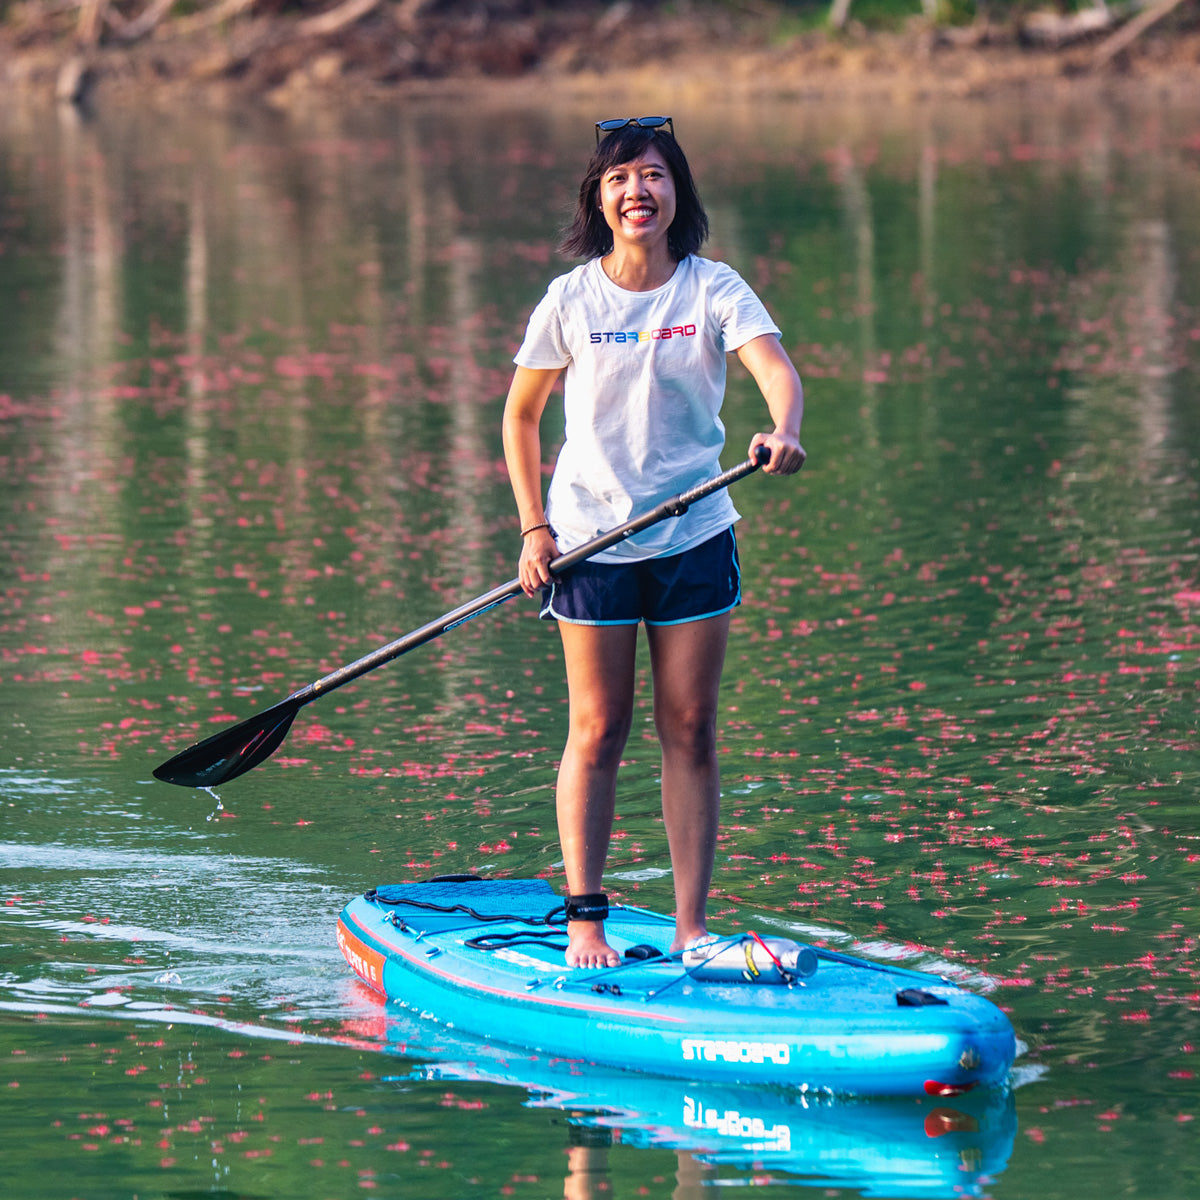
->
<box><xmin>514</xmin><ymin>255</ymin><xmax>781</xmax><ymax>562</ymax></box>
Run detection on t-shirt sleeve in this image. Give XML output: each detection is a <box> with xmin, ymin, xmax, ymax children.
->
<box><xmin>709</xmin><ymin>262</ymin><xmax>782</xmax><ymax>353</ymax></box>
<box><xmin>514</xmin><ymin>281</ymin><xmax>572</xmax><ymax>370</ymax></box>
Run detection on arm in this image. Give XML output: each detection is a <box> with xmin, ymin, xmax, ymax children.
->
<box><xmin>736</xmin><ymin>334</ymin><xmax>806</xmax><ymax>476</ymax></box>
<box><xmin>502</xmin><ymin>364</ymin><xmax>564</xmax><ymax>596</ymax></box>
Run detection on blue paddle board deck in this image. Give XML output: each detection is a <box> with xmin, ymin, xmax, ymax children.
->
<box><xmin>337</xmin><ymin>876</ymin><xmax>1016</xmax><ymax>1097</ymax></box>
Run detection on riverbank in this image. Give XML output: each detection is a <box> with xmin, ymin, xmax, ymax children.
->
<box><xmin>3</xmin><ymin>2</ymin><xmax>1199</xmax><ymax>110</ymax></box>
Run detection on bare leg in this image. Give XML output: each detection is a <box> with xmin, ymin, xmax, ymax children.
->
<box><xmin>556</xmin><ymin>620</ymin><xmax>638</xmax><ymax>968</ymax></box>
<box><xmin>646</xmin><ymin>614</ymin><xmax>730</xmax><ymax>953</ymax></box>
<box><xmin>673</xmin><ymin>1150</ymin><xmax>717</xmax><ymax>1199</ymax></box>
<box><xmin>563</xmin><ymin>1143</ymin><xmax>610</xmax><ymax>1200</ymax></box>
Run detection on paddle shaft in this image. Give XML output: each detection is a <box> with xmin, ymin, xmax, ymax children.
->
<box><xmin>303</xmin><ymin>448</ymin><xmax>768</xmax><ymax>701</ymax></box>
<box><xmin>153</xmin><ymin>448</ymin><xmax>768</xmax><ymax>786</ymax></box>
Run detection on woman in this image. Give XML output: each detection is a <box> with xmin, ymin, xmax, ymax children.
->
<box><xmin>502</xmin><ymin>116</ymin><xmax>805</xmax><ymax>969</ymax></box>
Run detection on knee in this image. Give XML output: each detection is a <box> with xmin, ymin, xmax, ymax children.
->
<box><xmin>567</xmin><ymin>711</ymin><xmax>632</xmax><ymax>768</ymax></box>
<box><xmin>655</xmin><ymin>703</ymin><xmax>718</xmax><ymax>761</ymax></box>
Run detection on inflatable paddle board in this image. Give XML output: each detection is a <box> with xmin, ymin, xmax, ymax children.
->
<box><xmin>337</xmin><ymin>876</ymin><xmax>1016</xmax><ymax>1098</ymax></box>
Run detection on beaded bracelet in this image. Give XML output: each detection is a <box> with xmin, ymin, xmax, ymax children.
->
<box><xmin>520</xmin><ymin>522</ymin><xmax>553</xmax><ymax>538</ymax></box>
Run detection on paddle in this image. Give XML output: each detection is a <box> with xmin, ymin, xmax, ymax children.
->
<box><xmin>153</xmin><ymin>447</ymin><xmax>771</xmax><ymax>789</ymax></box>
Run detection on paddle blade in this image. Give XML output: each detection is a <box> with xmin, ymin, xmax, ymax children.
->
<box><xmin>153</xmin><ymin>701</ymin><xmax>301</xmax><ymax>788</ymax></box>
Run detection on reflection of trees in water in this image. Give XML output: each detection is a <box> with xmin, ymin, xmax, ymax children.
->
<box><xmin>54</xmin><ymin>103</ymin><xmax>122</xmax><ymax>496</ymax></box>
<box><xmin>2</xmin><ymin>94</ymin><xmax>1196</xmax><ymax>757</ymax></box>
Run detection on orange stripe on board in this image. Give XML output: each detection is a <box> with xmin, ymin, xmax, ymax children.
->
<box><xmin>337</xmin><ymin>917</ymin><xmax>387</xmax><ymax>993</ymax></box>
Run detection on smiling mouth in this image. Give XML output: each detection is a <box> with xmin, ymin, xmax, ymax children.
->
<box><xmin>623</xmin><ymin>207</ymin><xmax>656</xmax><ymax>221</ymax></box>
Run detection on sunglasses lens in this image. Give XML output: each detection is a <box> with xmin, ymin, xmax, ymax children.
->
<box><xmin>594</xmin><ymin>116</ymin><xmax>674</xmax><ymax>144</ymax></box>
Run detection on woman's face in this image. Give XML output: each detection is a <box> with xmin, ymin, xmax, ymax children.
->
<box><xmin>597</xmin><ymin>150</ymin><xmax>678</xmax><ymax>252</ymax></box>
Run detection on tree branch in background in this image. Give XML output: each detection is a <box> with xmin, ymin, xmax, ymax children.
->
<box><xmin>1092</xmin><ymin>0</ymin><xmax>1194</xmax><ymax>67</ymax></box>
<box><xmin>298</xmin><ymin>0</ymin><xmax>381</xmax><ymax>39</ymax></box>
<box><xmin>75</xmin><ymin>0</ymin><xmax>108</xmax><ymax>46</ymax></box>
<box><xmin>107</xmin><ymin>0</ymin><xmax>177</xmax><ymax>43</ymax></box>
<box><xmin>170</xmin><ymin>0</ymin><xmax>257</xmax><ymax>37</ymax></box>
<box><xmin>1020</xmin><ymin>1</ymin><xmax>1115</xmax><ymax>48</ymax></box>
<box><xmin>829</xmin><ymin>0</ymin><xmax>852</xmax><ymax>31</ymax></box>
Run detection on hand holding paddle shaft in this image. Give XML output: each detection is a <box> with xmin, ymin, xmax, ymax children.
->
<box><xmin>153</xmin><ymin>447</ymin><xmax>771</xmax><ymax>788</ymax></box>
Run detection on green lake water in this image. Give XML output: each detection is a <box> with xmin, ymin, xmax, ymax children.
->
<box><xmin>1</xmin><ymin>88</ymin><xmax>1197</xmax><ymax>1198</ymax></box>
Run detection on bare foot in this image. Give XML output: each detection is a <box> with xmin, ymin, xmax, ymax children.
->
<box><xmin>566</xmin><ymin>923</ymin><xmax>621</xmax><ymax>969</ymax></box>
<box><xmin>670</xmin><ymin>925</ymin><xmax>711</xmax><ymax>955</ymax></box>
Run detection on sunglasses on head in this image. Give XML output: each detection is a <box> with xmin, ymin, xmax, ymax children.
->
<box><xmin>594</xmin><ymin>116</ymin><xmax>674</xmax><ymax>145</ymax></box>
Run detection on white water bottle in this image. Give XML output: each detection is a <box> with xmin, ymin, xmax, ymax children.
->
<box><xmin>683</xmin><ymin>934</ymin><xmax>818</xmax><ymax>984</ymax></box>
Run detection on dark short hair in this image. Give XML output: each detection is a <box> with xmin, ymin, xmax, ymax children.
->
<box><xmin>559</xmin><ymin>126</ymin><xmax>709</xmax><ymax>261</ymax></box>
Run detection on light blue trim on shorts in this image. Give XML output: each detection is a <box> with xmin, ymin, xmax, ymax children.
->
<box><xmin>641</xmin><ymin>545</ymin><xmax>743</xmax><ymax>626</ymax></box>
<box><xmin>643</xmin><ymin>595</ymin><xmax>741</xmax><ymax>627</ymax></box>
<box><xmin>540</xmin><ymin>584</ymin><xmax>640</xmax><ymax>626</ymax></box>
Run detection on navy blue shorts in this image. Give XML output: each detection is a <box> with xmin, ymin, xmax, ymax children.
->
<box><xmin>541</xmin><ymin>527</ymin><xmax>740</xmax><ymax>626</ymax></box>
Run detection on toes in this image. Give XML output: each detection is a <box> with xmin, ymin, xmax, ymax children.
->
<box><xmin>565</xmin><ymin>939</ymin><xmax>620</xmax><ymax>969</ymax></box>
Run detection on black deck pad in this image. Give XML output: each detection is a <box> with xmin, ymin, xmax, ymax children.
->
<box><xmin>371</xmin><ymin>877</ymin><xmax>558</xmax><ymax>918</ymax></box>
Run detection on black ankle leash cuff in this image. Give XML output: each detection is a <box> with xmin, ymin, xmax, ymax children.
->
<box><xmin>564</xmin><ymin>892</ymin><xmax>609</xmax><ymax>922</ymax></box>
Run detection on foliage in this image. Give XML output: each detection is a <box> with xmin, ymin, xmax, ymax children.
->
<box><xmin>0</xmin><ymin>0</ymin><xmax>1195</xmax><ymax>79</ymax></box>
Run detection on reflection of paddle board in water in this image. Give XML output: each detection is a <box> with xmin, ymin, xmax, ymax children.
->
<box><xmin>369</xmin><ymin>998</ymin><xmax>1018</xmax><ymax>1199</ymax></box>
<box><xmin>337</xmin><ymin>876</ymin><xmax>1016</xmax><ymax>1097</ymax></box>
